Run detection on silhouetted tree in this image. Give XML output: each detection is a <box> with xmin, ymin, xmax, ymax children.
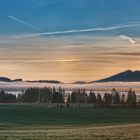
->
<box><xmin>71</xmin><ymin>91</ymin><xmax>77</xmax><ymax>103</ymax></box>
<box><xmin>67</xmin><ymin>94</ymin><xmax>71</xmax><ymax>103</ymax></box>
<box><xmin>113</xmin><ymin>92</ymin><xmax>121</xmax><ymax>105</ymax></box>
<box><xmin>96</xmin><ymin>93</ymin><xmax>103</xmax><ymax>106</ymax></box>
<box><xmin>52</xmin><ymin>91</ymin><xmax>64</xmax><ymax>103</ymax></box>
<box><xmin>126</xmin><ymin>89</ymin><xmax>137</xmax><ymax>107</ymax></box>
<box><xmin>0</xmin><ymin>90</ymin><xmax>16</xmax><ymax>103</ymax></box>
<box><xmin>103</xmin><ymin>93</ymin><xmax>112</xmax><ymax>106</ymax></box>
<box><xmin>88</xmin><ymin>90</ymin><xmax>96</xmax><ymax>103</ymax></box>
<box><xmin>121</xmin><ymin>94</ymin><xmax>126</xmax><ymax>106</ymax></box>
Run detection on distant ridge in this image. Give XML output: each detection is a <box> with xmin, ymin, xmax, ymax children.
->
<box><xmin>94</xmin><ymin>70</ymin><xmax>140</xmax><ymax>82</ymax></box>
<box><xmin>0</xmin><ymin>70</ymin><xmax>140</xmax><ymax>83</ymax></box>
<box><xmin>0</xmin><ymin>77</ymin><xmax>23</xmax><ymax>82</ymax></box>
<box><xmin>25</xmin><ymin>80</ymin><xmax>61</xmax><ymax>84</ymax></box>
<box><xmin>73</xmin><ymin>81</ymin><xmax>89</xmax><ymax>84</ymax></box>
<box><xmin>0</xmin><ymin>77</ymin><xmax>61</xmax><ymax>83</ymax></box>
<box><xmin>0</xmin><ymin>77</ymin><xmax>11</xmax><ymax>82</ymax></box>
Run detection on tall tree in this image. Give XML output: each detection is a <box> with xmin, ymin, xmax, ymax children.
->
<box><xmin>71</xmin><ymin>91</ymin><xmax>77</xmax><ymax>103</ymax></box>
<box><xmin>127</xmin><ymin>89</ymin><xmax>137</xmax><ymax>107</ymax></box>
<box><xmin>88</xmin><ymin>90</ymin><xmax>96</xmax><ymax>103</ymax></box>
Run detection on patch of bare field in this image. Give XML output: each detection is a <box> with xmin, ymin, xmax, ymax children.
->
<box><xmin>0</xmin><ymin>124</ymin><xmax>140</xmax><ymax>140</ymax></box>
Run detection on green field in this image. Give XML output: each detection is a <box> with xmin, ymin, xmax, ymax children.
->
<box><xmin>0</xmin><ymin>104</ymin><xmax>140</xmax><ymax>139</ymax></box>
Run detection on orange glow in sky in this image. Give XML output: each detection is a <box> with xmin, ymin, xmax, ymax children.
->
<box><xmin>0</xmin><ymin>36</ymin><xmax>140</xmax><ymax>82</ymax></box>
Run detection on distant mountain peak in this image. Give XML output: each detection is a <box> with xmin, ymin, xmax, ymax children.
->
<box><xmin>94</xmin><ymin>70</ymin><xmax>140</xmax><ymax>82</ymax></box>
<box><xmin>124</xmin><ymin>70</ymin><xmax>132</xmax><ymax>73</ymax></box>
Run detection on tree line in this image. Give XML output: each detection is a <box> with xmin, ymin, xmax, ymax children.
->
<box><xmin>0</xmin><ymin>87</ymin><xmax>137</xmax><ymax>107</ymax></box>
<box><xmin>68</xmin><ymin>88</ymin><xmax>137</xmax><ymax>107</ymax></box>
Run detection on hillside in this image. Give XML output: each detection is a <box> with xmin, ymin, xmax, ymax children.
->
<box><xmin>95</xmin><ymin>70</ymin><xmax>140</xmax><ymax>82</ymax></box>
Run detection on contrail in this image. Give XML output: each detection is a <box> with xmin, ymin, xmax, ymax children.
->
<box><xmin>119</xmin><ymin>35</ymin><xmax>136</xmax><ymax>45</ymax></box>
<box><xmin>8</xmin><ymin>15</ymin><xmax>41</xmax><ymax>31</ymax></box>
<box><xmin>12</xmin><ymin>22</ymin><xmax>140</xmax><ymax>38</ymax></box>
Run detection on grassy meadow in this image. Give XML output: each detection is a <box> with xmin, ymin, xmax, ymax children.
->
<box><xmin>0</xmin><ymin>104</ymin><xmax>140</xmax><ymax>139</ymax></box>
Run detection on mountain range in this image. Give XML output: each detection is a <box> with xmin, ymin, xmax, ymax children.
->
<box><xmin>0</xmin><ymin>70</ymin><xmax>140</xmax><ymax>83</ymax></box>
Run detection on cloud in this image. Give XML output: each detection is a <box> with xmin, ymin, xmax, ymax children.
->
<box><xmin>8</xmin><ymin>15</ymin><xmax>41</xmax><ymax>31</ymax></box>
<box><xmin>100</xmin><ymin>52</ymin><xmax>140</xmax><ymax>56</ymax></box>
<box><xmin>119</xmin><ymin>35</ymin><xmax>136</xmax><ymax>45</ymax></box>
<box><xmin>11</xmin><ymin>22</ymin><xmax>140</xmax><ymax>38</ymax></box>
<box><xmin>0</xmin><ymin>35</ymin><xmax>139</xmax><ymax>82</ymax></box>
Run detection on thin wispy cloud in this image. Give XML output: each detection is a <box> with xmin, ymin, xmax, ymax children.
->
<box><xmin>101</xmin><ymin>52</ymin><xmax>140</xmax><ymax>56</ymax></box>
<box><xmin>8</xmin><ymin>15</ymin><xmax>41</xmax><ymax>31</ymax></box>
<box><xmin>119</xmin><ymin>35</ymin><xmax>136</xmax><ymax>45</ymax></box>
<box><xmin>12</xmin><ymin>22</ymin><xmax>140</xmax><ymax>38</ymax></box>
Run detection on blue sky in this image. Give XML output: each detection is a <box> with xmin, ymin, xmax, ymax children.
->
<box><xmin>1</xmin><ymin>0</ymin><xmax>140</xmax><ymax>36</ymax></box>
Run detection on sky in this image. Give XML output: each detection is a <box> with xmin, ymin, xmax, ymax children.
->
<box><xmin>0</xmin><ymin>0</ymin><xmax>140</xmax><ymax>82</ymax></box>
